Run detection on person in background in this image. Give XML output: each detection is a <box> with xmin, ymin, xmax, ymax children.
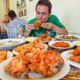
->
<box><xmin>0</xmin><ymin>15</ymin><xmax>10</xmax><ymax>39</ymax></box>
<box><xmin>6</xmin><ymin>10</ymin><xmax>27</xmax><ymax>38</ymax></box>
<box><xmin>25</xmin><ymin>0</ymin><xmax>68</xmax><ymax>37</ymax></box>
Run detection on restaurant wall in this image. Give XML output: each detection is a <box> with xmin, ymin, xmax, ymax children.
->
<box><xmin>1</xmin><ymin>0</ymin><xmax>80</xmax><ymax>33</ymax></box>
<box><xmin>0</xmin><ymin>0</ymin><xmax>6</xmax><ymax>20</ymax></box>
<box><xmin>51</xmin><ymin>0</ymin><xmax>80</xmax><ymax>33</ymax></box>
<box><xmin>9</xmin><ymin>0</ymin><xmax>36</xmax><ymax>21</ymax></box>
<box><xmin>9</xmin><ymin>0</ymin><xmax>18</xmax><ymax>17</ymax></box>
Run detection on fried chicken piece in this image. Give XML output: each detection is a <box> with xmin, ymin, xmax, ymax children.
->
<box><xmin>72</xmin><ymin>46</ymin><xmax>80</xmax><ymax>56</ymax></box>
<box><xmin>13</xmin><ymin>43</ymin><xmax>33</xmax><ymax>55</ymax></box>
<box><xmin>5</xmin><ymin>55</ymin><xmax>29</xmax><ymax>78</ymax></box>
<box><xmin>33</xmin><ymin>20</ymin><xmax>41</xmax><ymax>29</ymax></box>
<box><xmin>39</xmin><ymin>34</ymin><xmax>52</xmax><ymax>41</ymax></box>
<box><xmin>44</xmin><ymin>50</ymin><xmax>64</xmax><ymax>68</ymax></box>
<box><xmin>29</xmin><ymin>50</ymin><xmax>64</xmax><ymax>77</ymax></box>
<box><xmin>33</xmin><ymin>39</ymin><xmax>45</xmax><ymax>49</ymax></box>
<box><xmin>0</xmin><ymin>50</ymin><xmax>7</xmax><ymax>63</ymax></box>
<box><xmin>70</xmin><ymin>55</ymin><xmax>80</xmax><ymax>63</ymax></box>
<box><xmin>29</xmin><ymin>50</ymin><xmax>54</xmax><ymax>76</ymax></box>
<box><xmin>29</xmin><ymin>62</ymin><xmax>54</xmax><ymax>77</ymax></box>
<box><xmin>69</xmin><ymin>46</ymin><xmax>80</xmax><ymax>63</ymax></box>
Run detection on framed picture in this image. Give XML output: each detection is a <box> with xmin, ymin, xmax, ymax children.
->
<box><xmin>23</xmin><ymin>9</ymin><xmax>27</xmax><ymax>16</ymax></box>
<box><xmin>16</xmin><ymin>0</ymin><xmax>26</xmax><ymax>8</ymax></box>
<box><xmin>18</xmin><ymin>9</ymin><xmax>27</xmax><ymax>17</ymax></box>
<box><xmin>19</xmin><ymin>10</ymin><xmax>23</xmax><ymax>17</ymax></box>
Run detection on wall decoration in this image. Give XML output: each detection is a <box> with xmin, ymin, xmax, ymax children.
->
<box><xmin>19</xmin><ymin>10</ymin><xmax>23</xmax><ymax>17</ymax></box>
<box><xmin>18</xmin><ymin>9</ymin><xmax>27</xmax><ymax>17</ymax></box>
<box><xmin>23</xmin><ymin>9</ymin><xmax>27</xmax><ymax>16</ymax></box>
<box><xmin>16</xmin><ymin>0</ymin><xmax>26</xmax><ymax>9</ymax></box>
<box><xmin>16</xmin><ymin>0</ymin><xmax>27</xmax><ymax>17</ymax></box>
<box><xmin>29</xmin><ymin>0</ymin><xmax>33</xmax><ymax>2</ymax></box>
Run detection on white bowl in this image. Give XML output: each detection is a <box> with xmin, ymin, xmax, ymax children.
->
<box><xmin>48</xmin><ymin>40</ymin><xmax>75</xmax><ymax>51</ymax></box>
<box><xmin>0</xmin><ymin>38</ymin><xmax>25</xmax><ymax>50</ymax></box>
<box><xmin>56</xmin><ymin>34</ymin><xmax>80</xmax><ymax>42</ymax></box>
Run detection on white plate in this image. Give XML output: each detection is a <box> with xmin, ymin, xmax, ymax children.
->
<box><xmin>42</xmin><ymin>38</ymin><xmax>56</xmax><ymax>44</ymax></box>
<box><xmin>25</xmin><ymin>37</ymin><xmax>54</xmax><ymax>43</ymax></box>
<box><xmin>61</xmin><ymin>50</ymin><xmax>80</xmax><ymax>68</ymax></box>
<box><xmin>25</xmin><ymin>37</ymin><xmax>38</xmax><ymax>42</ymax></box>
<box><xmin>72</xmin><ymin>41</ymin><xmax>80</xmax><ymax>46</ymax></box>
<box><xmin>12</xmin><ymin>44</ymin><xmax>48</xmax><ymax>55</ymax></box>
<box><xmin>6</xmin><ymin>51</ymin><xmax>13</xmax><ymax>59</ymax></box>
<box><xmin>0</xmin><ymin>38</ymin><xmax>25</xmax><ymax>50</ymax></box>
<box><xmin>56</xmin><ymin>34</ymin><xmax>80</xmax><ymax>41</ymax></box>
<box><xmin>48</xmin><ymin>40</ymin><xmax>74</xmax><ymax>50</ymax></box>
<box><xmin>0</xmin><ymin>58</ymin><xmax>70</xmax><ymax>80</ymax></box>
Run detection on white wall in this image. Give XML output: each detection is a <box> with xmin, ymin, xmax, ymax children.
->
<box><xmin>26</xmin><ymin>0</ymin><xmax>38</xmax><ymax>20</ymax></box>
<box><xmin>51</xmin><ymin>0</ymin><xmax>80</xmax><ymax>32</ymax></box>
<box><xmin>9</xmin><ymin>0</ymin><xmax>19</xmax><ymax>16</ymax></box>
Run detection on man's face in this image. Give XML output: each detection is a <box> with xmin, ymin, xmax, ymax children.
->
<box><xmin>3</xmin><ymin>16</ymin><xmax>9</xmax><ymax>23</ymax></box>
<box><xmin>36</xmin><ymin>5</ymin><xmax>50</xmax><ymax>23</ymax></box>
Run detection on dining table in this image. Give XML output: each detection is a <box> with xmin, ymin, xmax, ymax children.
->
<box><xmin>62</xmin><ymin>66</ymin><xmax>80</xmax><ymax>80</ymax></box>
<box><xmin>57</xmin><ymin>33</ymin><xmax>80</xmax><ymax>80</ymax></box>
<box><xmin>48</xmin><ymin>40</ymin><xmax>80</xmax><ymax>80</ymax></box>
<box><xmin>0</xmin><ymin>36</ymin><xmax>80</xmax><ymax>80</ymax></box>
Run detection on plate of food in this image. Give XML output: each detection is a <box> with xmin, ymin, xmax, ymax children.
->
<box><xmin>72</xmin><ymin>41</ymin><xmax>80</xmax><ymax>46</ymax></box>
<box><xmin>12</xmin><ymin>39</ymin><xmax>48</xmax><ymax>55</ymax></box>
<box><xmin>61</xmin><ymin>46</ymin><xmax>80</xmax><ymax>68</ymax></box>
<box><xmin>48</xmin><ymin>40</ymin><xmax>75</xmax><ymax>50</ymax></box>
<box><xmin>56</xmin><ymin>34</ymin><xmax>80</xmax><ymax>42</ymax></box>
<box><xmin>38</xmin><ymin>33</ymin><xmax>53</xmax><ymax>43</ymax></box>
<box><xmin>25</xmin><ymin>37</ymin><xmax>38</xmax><ymax>42</ymax></box>
<box><xmin>0</xmin><ymin>50</ymin><xmax>13</xmax><ymax>63</ymax></box>
<box><xmin>0</xmin><ymin>38</ymin><xmax>25</xmax><ymax>50</ymax></box>
<box><xmin>0</xmin><ymin>50</ymin><xmax>70</xmax><ymax>80</ymax></box>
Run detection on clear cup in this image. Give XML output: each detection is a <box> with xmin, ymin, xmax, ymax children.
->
<box><xmin>7</xmin><ymin>24</ymin><xmax>18</xmax><ymax>38</ymax></box>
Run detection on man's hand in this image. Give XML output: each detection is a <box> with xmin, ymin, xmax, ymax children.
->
<box><xmin>26</xmin><ymin>24</ymin><xmax>34</xmax><ymax>32</ymax></box>
<box><xmin>41</xmin><ymin>22</ymin><xmax>53</xmax><ymax>30</ymax></box>
<box><xmin>24</xmin><ymin>24</ymin><xmax>34</xmax><ymax>37</ymax></box>
<box><xmin>33</xmin><ymin>21</ymin><xmax>41</xmax><ymax>29</ymax></box>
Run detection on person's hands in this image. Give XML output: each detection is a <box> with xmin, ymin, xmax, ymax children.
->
<box><xmin>41</xmin><ymin>22</ymin><xmax>53</xmax><ymax>30</ymax></box>
<box><xmin>33</xmin><ymin>21</ymin><xmax>41</xmax><ymax>29</ymax></box>
<box><xmin>26</xmin><ymin>24</ymin><xmax>34</xmax><ymax>32</ymax></box>
<box><xmin>24</xmin><ymin>24</ymin><xmax>34</xmax><ymax>37</ymax></box>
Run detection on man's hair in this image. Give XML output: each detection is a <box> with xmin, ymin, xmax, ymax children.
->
<box><xmin>8</xmin><ymin>10</ymin><xmax>17</xmax><ymax>18</ymax></box>
<box><xmin>36</xmin><ymin>0</ymin><xmax>52</xmax><ymax>13</ymax></box>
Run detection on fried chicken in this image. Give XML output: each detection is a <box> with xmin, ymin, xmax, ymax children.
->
<box><xmin>5</xmin><ymin>55</ymin><xmax>29</xmax><ymax>78</ymax></box>
<box><xmin>29</xmin><ymin>50</ymin><xmax>64</xmax><ymax>77</ymax></box>
<box><xmin>39</xmin><ymin>34</ymin><xmax>52</xmax><ymax>41</ymax></box>
<box><xmin>69</xmin><ymin>46</ymin><xmax>80</xmax><ymax>63</ymax></box>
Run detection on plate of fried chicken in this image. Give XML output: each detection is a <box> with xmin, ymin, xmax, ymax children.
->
<box><xmin>12</xmin><ymin>38</ymin><xmax>48</xmax><ymax>55</ymax></box>
<box><xmin>0</xmin><ymin>49</ymin><xmax>70</xmax><ymax>80</ymax></box>
<box><xmin>61</xmin><ymin>46</ymin><xmax>80</xmax><ymax>68</ymax></box>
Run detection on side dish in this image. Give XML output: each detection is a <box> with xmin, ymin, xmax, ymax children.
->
<box><xmin>52</xmin><ymin>41</ymin><xmax>70</xmax><ymax>48</ymax></box>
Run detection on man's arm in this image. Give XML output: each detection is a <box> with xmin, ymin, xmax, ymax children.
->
<box><xmin>41</xmin><ymin>22</ymin><xmax>68</xmax><ymax>35</ymax></box>
<box><xmin>52</xmin><ymin>23</ymin><xmax>68</xmax><ymax>35</ymax></box>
